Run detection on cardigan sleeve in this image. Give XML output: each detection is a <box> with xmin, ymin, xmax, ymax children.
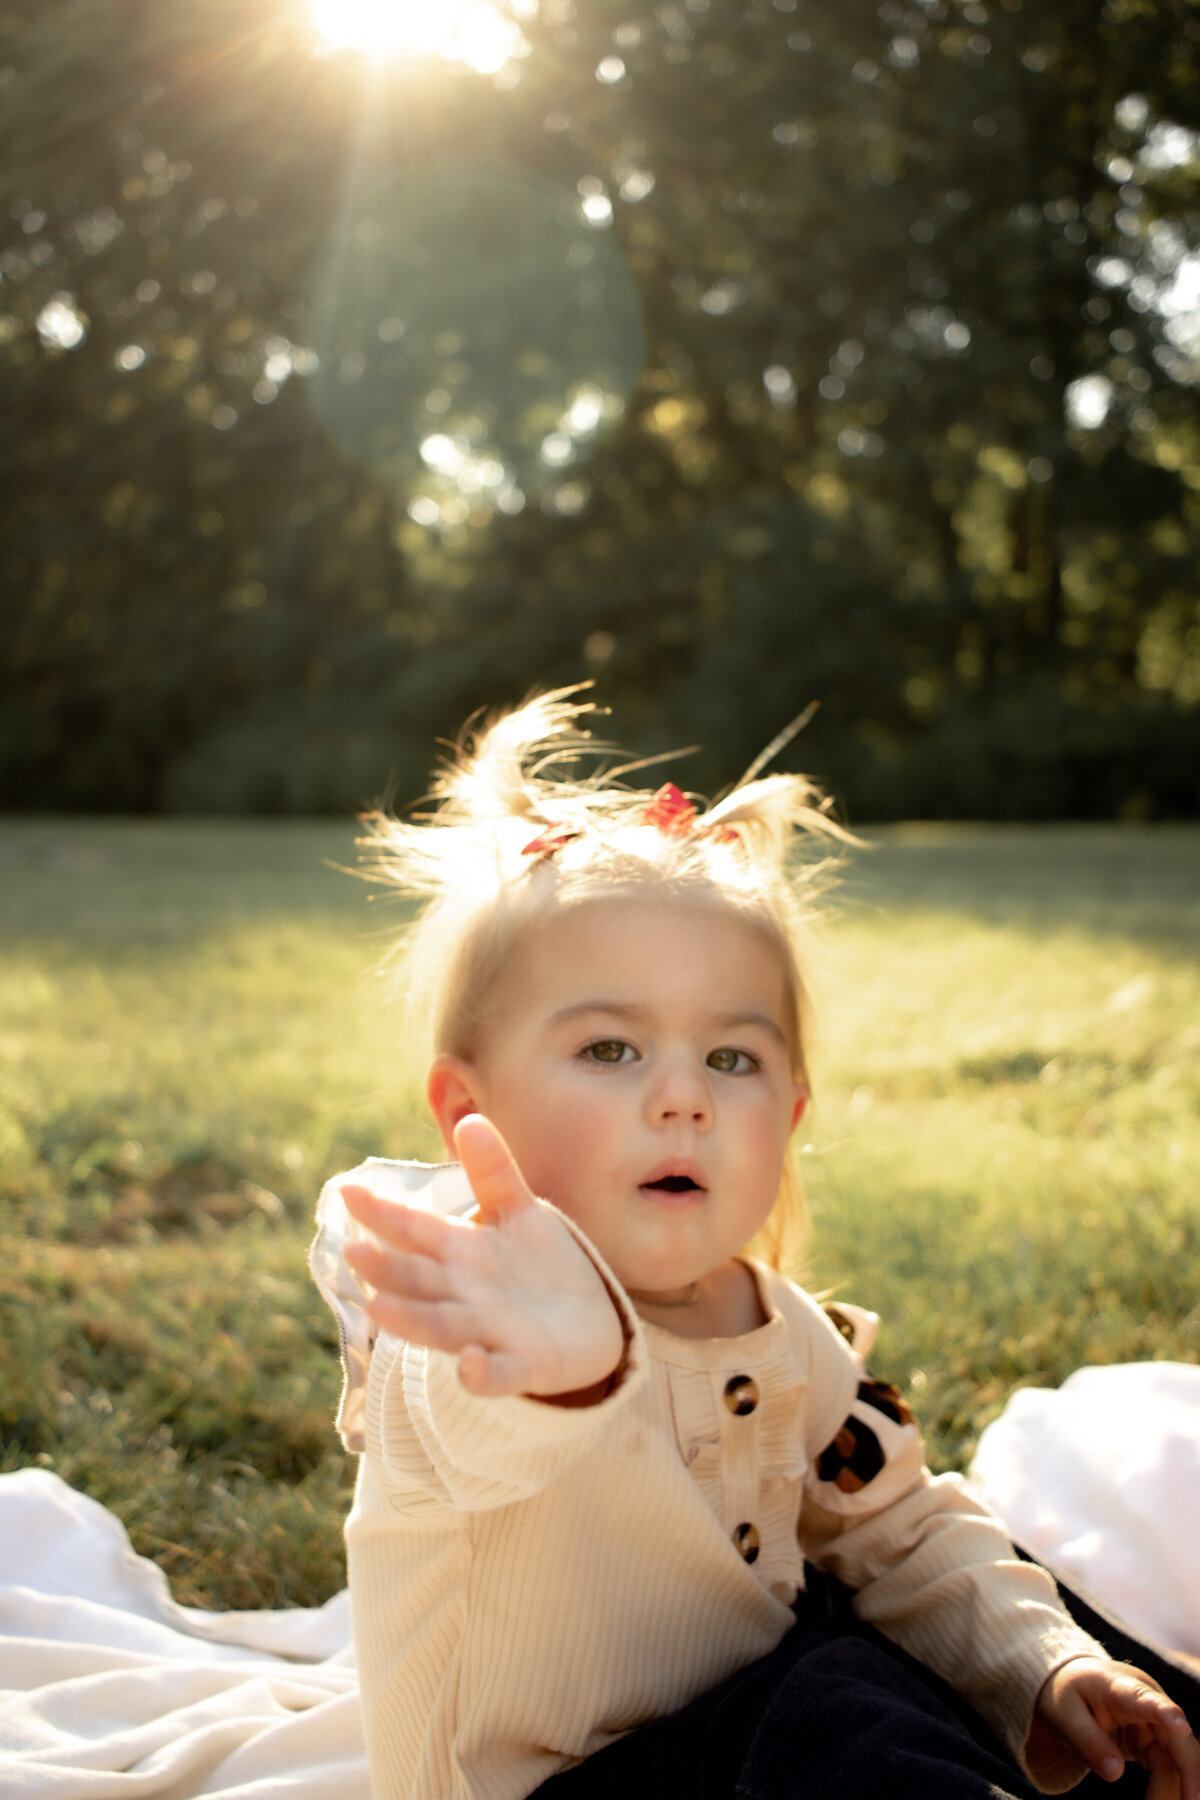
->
<box><xmin>797</xmin><ymin>1363</ymin><xmax>1106</xmax><ymax>1792</ymax></box>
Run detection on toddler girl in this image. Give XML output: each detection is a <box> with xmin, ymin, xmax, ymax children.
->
<box><xmin>311</xmin><ymin>691</ymin><xmax>1197</xmax><ymax>1800</ymax></box>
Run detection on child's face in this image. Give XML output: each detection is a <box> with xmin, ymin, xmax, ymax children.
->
<box><xmin>429</xmin><ymin>896</ymin><xmax>807</xmax><ymax>1298</ymax></box>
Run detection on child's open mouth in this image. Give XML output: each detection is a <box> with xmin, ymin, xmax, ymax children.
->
<box><xmin>639</xmin><ymin>1168</ymin><xmax>707</xmax><ymax>1197</ymax></box>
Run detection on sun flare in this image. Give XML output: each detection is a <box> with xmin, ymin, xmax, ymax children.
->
<box><xmin>311</xmin><ymin>0</ymin><xmax>530</xmax><ymax>73</ymax></box>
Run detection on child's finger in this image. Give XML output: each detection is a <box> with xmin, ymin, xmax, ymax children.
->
<box><xmin>345</xmin><ymin>1238</ymin><xmax>455</xmax><ymax>1304</ymax></box>
<box><xmin>341</xmin><ymin>1184</ymin><xmax>462</xmax><ymax>1257</ymax></box>
<box><xmin>1046</xmin><ymin>1685</ymin><xmax>1126</xmax><ymax>1782</ymax></box>
<box><xmin>1144</xmin><ymin>1747</ymin><xmax>1182</xmax><ymax>1800</ymax></box>
<box><xmin>1106</xmin><ymin>1672</ymin><xmax>1193</xmax><ymax>1742</ymax></box>
<box><xmin>453</xmin><ymin>1114</ymin><xmax>535</xmax><ymax>1225</ymax></box>
<box><xmin>1152</xmin><ymin>1722</ymin><xmax>1200</xmax><ymax>1800</ymax></box>
<box><xmin>363</xmin><ymin>1292</ymin><xmax>485</xmax><ymax>1354</ymax></box>
<box><xmin>339</xmin><ymin>1182</ymin><xmax>417</xmax><ymax>1248</ymax></box>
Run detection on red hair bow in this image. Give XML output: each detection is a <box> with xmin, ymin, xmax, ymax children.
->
<box><xmin>521</xmin><ymin>826</ymin><xmax>578</xmax><ymax>858</ymax></box>
<box><xmin>643</xmin><ymin>783</ymin><xmax>696</xmax><ymax>835</ymax></box>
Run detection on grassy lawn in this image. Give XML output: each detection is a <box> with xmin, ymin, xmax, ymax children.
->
<box><xmin>1</xmin><ymin>819</ymin><xmax>1197</xmax><ymax>1610</ymax></box>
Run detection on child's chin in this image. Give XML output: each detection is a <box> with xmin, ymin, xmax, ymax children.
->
<box><xmin>622</xmin><ymin>1260</ymin><xmax>701</xmax><ymax>1297</ymax></box>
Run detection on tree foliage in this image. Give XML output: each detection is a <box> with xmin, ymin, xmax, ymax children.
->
<box><xmin>1</xmin><ymin>0</ymin><xmax>1197</xmax><ymax>816</ymax></box>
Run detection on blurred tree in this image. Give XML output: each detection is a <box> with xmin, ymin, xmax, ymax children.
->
<box><xmin>0</xmin><ymin>0</ymin><xmax>1196</xmax><ymax>815</ymax></box>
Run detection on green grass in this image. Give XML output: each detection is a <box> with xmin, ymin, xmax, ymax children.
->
<box><xmin>806</xmin><ymin>826</ymin><xmax>1200</xmax><ymax>1467</ymax></box>
<box><xmin>1</xmin><ymin>819</ymin><xmax>1197</xmax><ymax>1609</ymax></box>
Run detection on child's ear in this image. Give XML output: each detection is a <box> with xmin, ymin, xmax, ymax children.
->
<box><xmin>427</xmin><ymin>1055</ymin><xmax>484</xmax><ymax>1156</ymax></box>
<box><xmin>790</xmin><ymin>1084</ymin><xmax>809</xmax><ymax>1133</ymax></box>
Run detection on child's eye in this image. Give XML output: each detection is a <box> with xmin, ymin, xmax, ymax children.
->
<box><xmin>707</xmin><ymin>1046</ymin><xmax>760</xmax><ymax>1075</ymax></box>
<box><xmin>581</xmin><ymin>1039</ymin><xmax>636</xmax><ymax>1065</ymax></box>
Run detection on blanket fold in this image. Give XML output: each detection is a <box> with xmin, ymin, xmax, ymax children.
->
<box><xmin>0</xmin><ymin>1471</ymin><xmax>367</xmax><ymax>1799</ymax></box>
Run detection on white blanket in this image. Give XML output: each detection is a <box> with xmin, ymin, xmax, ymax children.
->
<box><xmin>2</xmin><ymin>1362</ymin><xmax>1196</xmax><ymax>1795</ymax></box>
<box><xmin>0</xmin><ymin>1470</ymin><xmax>369</xmax><ymax>1798</ymax></box>
<box><xmin>968</xmin><ymin>1360</ymin><xmax>1200</xmax><ymax>1676</ymax></box>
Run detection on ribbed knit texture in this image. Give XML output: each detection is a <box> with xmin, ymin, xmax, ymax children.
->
<box><xmin>346</xmin><ymin>1252</ymin><xmax>1104</xmax><ymax>1800</ymax></box>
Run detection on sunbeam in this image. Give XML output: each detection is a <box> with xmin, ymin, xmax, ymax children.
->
<box><xmin>310</xmin><ymin>0</ymin><xmax>530</xmax><ymax>73</ymax></box>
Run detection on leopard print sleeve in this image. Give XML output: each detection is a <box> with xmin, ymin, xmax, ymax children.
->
<box><xmin>799</xmin><ymin>1301</ymin><xmax>928</xmax><ymax>1542</ymax></box>
<box><xmin>810</xmin><ymin>1376</ymin><xmax>923</xmax><ymax>1509</ymax></box>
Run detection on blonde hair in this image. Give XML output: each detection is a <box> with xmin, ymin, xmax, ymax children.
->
<box><xmin>360</xmin><ymin>688</ymin><xmax>851</xmax><ymax>1270</ymax></box>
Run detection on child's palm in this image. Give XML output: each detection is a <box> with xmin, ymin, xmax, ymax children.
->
<box><xmin>342</xmin><ymin>1115</ymin><xmax>625</xmax><ymax>1401</ymax></box>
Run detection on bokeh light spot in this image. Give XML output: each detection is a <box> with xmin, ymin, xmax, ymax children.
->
<box><xmin>37</xmin><ymin>293</ymin><xmax>86</xmax><ymax>350</ymax></box>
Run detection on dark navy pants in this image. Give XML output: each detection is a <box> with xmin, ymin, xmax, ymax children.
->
<box><xmin>536</xmin><ymin>1568</ymin><xmax>1200</xmax><ymax>1800</ymax></box>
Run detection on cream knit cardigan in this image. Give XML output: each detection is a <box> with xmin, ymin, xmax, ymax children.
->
<box><xmin>315</xmin><ymin>1166</ymin><xmax>1102</xmax><ymax>1800</ymax></box>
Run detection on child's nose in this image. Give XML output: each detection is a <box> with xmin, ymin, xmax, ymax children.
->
<box><xmin>647</xmin><ymin>1059</ymin><xmax>712</xmax><ymax>1126</ymax></box>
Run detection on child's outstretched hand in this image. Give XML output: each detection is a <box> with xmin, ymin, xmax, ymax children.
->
<box><xmin>1033</xmin><ymin>1656</ymin><xmax>1199</xmax><ymax>1798</ymax></box>
<box><xmin>340</xmin><ymin>1115</ymin><xmax>626</xmax><ymax>1404</ymax></box>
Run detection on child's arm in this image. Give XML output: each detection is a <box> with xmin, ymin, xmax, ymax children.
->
<box><xmin>1031</xmin><ymin>1658</ymin><xmax>1199</xmax><ymax>1799</ymax></box>
<box><xmin>341</xmin><ymin>1114</ymin><xmax>627</xmax><ymax>1404</ymax></box>
<box><xmin>793</xmin><ymin>1302</ymin><xmax>1199</xmax><ymax>1795</ymax></box>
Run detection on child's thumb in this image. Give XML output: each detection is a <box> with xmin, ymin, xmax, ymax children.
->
<box><xmin>454</xmin><ymin>1114</ymin><xmax>534</xmax><ymax>1224</ymax></box>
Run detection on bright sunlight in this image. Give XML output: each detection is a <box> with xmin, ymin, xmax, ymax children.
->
<box><xmin>310</xmin><ymin>0</ymin><xmax>532</xmax><ymax>73</ymax></box>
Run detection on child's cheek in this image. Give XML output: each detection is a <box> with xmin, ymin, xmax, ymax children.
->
<box><xmin>504</xmin><ymin>1094</ymin><xmax>599</xmax><ymax>1204</ymax></box>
